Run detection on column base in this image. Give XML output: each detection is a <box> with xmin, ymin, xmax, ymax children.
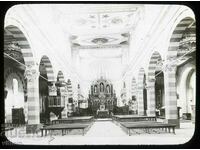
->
<box><xmin>164</xmin><ymin>119</ymin><xmax>180</xmax><ymax>129</ymax></box>
<box><xmin>61</xmin><ymin>108</ymin><xmax>68</xmax><ymax>118</ymax></box>
<box><xmin>147</xmin><ymin>109</ymin><xmax>156</xmax><ymax>117</ymax></box>
<box><xmin>138</xmin><ymin>111</ymin><xmax>145</xmax><ymax>116</ymax></box>
<box><xmin>26</xmin><ymin>124</ymin><xmax>43</xmax><ymax>134</ymax></box>
<box><xmin>68</xmin><ymin>112</ymin><xmax>73</xmax><ymax>117</ymax></box>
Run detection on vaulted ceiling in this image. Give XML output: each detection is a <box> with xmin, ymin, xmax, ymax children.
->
<box><xmin>53</xmin><ymin>4</ymin><xmax>143</xmax><ymax>49</ymax></box>
<box><xmin>5</xmin><ymin>4</ymin><xmax>147</xmax><ymax>83</ymax></box>
<box><xmin>47</xmin><ymin>4</ymin><xmax>144</xmax><ymax>82</ymax></box>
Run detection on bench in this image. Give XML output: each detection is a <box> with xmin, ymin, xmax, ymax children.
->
<box><xmin>51</xmin><ymin>116</ymin><xmax>94</xmax><ymax>125</ymax></box>
<box><xmin>112</xmin><ymin>115</ymin><xmax>157</xmax><ymax>122</ymax></box>
<box><xmin>40</xmin><ymin>123</ymin><xmax>91</xmax><ymax>136</ymax></box>
<box><xmin>120</xmin><ymin>121</ymin><xmax>176</xmax><ymax>136</ymax></box>
<box><xmin>1</xmin><ymin>127</ymin><xmax>14</xmax><ymax>134</ymax></box>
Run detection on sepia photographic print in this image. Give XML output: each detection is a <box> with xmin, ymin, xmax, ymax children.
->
<box><xmin>2</xmin><ymin>3</ymin><xmax>197</xmax><ymax>147</ymax></box>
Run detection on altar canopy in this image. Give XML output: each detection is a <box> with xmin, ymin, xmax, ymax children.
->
<box><xmin>88</xmin><ymin>76</ymin><xmax>117</xmax><ymax>118</ymax></box>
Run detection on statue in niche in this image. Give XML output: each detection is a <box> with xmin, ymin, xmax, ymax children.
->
<box><xmin>100</xmin><ymin>83</ymin><xmax>104</xmax><ymax>92</ymax></box>
<box><xmin>94</xmin><ymin>85</ymin><xmax>97</xmax><ymax>93</ymax></box>
<box><xmin>106</xmin><ymin>85</ymin><xmax>110</xmax><ymax>93</ymax></box>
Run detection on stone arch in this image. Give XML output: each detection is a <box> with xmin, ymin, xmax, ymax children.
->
<box><xmin>39</xmin><ymin>55</ymin><xmax>55</xmax><ymax>82</ymax></box>
<box><xmin>56</xmin><ymin>70</ymin><xmax>67</xmax><ymax>97</ymax></box>
<box><xmin>4</xmin><ymin>25</ymin><xmax>39</xmax><ymax>126</ymax></box>
<box><xmin>131</xmin><ymin>77</ymin><xmax>137</xmax><ymax>98</ymax></box>
<box><xmin>57</xmin><ymin>71</ymin><xmax>65</xmax><ymax>82</ymax></box>
<box><xmin>167</xmin><ymin>17</ymin><xmax>195</xmax><ymax>63</ymax></box>
<box><xmin>4</xmin><ymin>25</ymin><xmax>35</xmax><ymax>67</ymax></box>
<box><xmin>148</xmin><ymin>51</ymin><xmax>162</xmax><ymax>81</ymax></box>
<box><xmin>137</xmin><ymin>68</ymin><xmax>145</xmax><ymax>115</ymax></box>
<box><xmin>147</xmin><ymin>51</ymin><xmax>163</xmax><ymax>116</ymax></box>
<box><xmin>164</xmin><ymin>17</ymin><xmax>195</xmax><ymax>125</ymax></box>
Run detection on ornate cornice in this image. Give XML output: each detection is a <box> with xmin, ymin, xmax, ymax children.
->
<box><xmin>72</xmin><ymin>44</ymin><xmax>128</xmax><ymax>50</ymax></box>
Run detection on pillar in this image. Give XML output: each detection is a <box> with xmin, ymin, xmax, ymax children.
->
<box><xmin>24</xmin><ymin>65</ymin><xmax>41</xmax><ymax>133</ymax></box>
<box><xmin>146</xmin><ymin>78</ymin><xmax>156</xmax><ymax>116</ymax></box>
<box><xmin>137</xmin><ymin>83</ymin><xmax>144</xmax><ymax>116</ymax></box>
<box><xmin>61</xmin><ymin>86</ymin><xmax>68</xmax><ymax>118</ymax></box>
<box><xmin>164</xmin><ymin>61</ymin><xmax>180</xmax><ymax>128</ymax></box>
<box><xmin>67</xmin><ymin>81</ymin><xmax>73</xmax><ymax>117</ymax></box>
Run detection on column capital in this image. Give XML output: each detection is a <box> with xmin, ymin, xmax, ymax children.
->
<box><xmin>24</xmin><ymin>65</ymin><xmax>39</xmax><ymax>82</ymax></box>
<box><xmin>163</xmin><ymin>56</ymin><xmax>177</xmax><ymax>73</ymax></box>
<box><xmin>163</xmin><ymin>63</ymin><xmax>177</xmax><ymax>72</ymax></box>
<box><xmin>145</xmin><ymin>83</ymin><xmax>155</xmax><ymax>90</ymax></box>
<box><xmin>60</xmin><ymin>86</ymin><xmax>68</xmax><ymax>96</ymax></box>
<box><xmin>148</xmin><ymin>77</ymin><xmax>156</xmax><ymax>83</ymax></box>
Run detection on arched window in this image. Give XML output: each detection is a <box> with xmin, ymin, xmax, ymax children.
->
<box><xmin>13</xmin><ymin>78</ymin><xmax>18</xmax><ymax>95</ymax></box>
<box><xmin>94</xmin><ymin>85</ymin><xmax>97</xmax><ymax>93</ymax></box>
<box><xmin>106</xmin><ymin>85</ymin><xmax>110</xmax><ymax>93</ymax></box>
<box><xmin>100</xmin><ymin>83</ymin><xmax>104</xmax><ymax>92</ymax></box>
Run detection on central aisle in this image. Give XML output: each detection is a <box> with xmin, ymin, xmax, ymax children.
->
<box><xmin>85</xmin><ymin>121</ymin><xmax>127</xmax><ymax>137</ymax></box>
<box><xmin>6</xmin><ymin>121</ymin><xmax>194</xmax><ymax>145</ymax></box>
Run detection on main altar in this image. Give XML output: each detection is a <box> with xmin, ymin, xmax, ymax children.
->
<box><xmin>88</xmin><ymin>76</ymin><xmax>117</xmax><ymax>118</ymax></box>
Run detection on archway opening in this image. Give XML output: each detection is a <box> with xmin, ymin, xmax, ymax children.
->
<box><xmin>39</xmin><ymin>60</ymin><xmax>49</xmax><ymax>124</ymax></box>
<box><xmin>4</xmin><ymin>25</ymin><xmax>33</xmax><ymax>126</ymax></box>
<box><xmin>184</xmin><ymin>69</ymin><xmax>195</xmax><ymax>120</ymax></box>
<box><xmin>173</xmin><ymin>18</ymin><xmax>196</xmax><ymax>122</ymax></box>
<box><xmin>186</xmin><ymin>70</ymin><xmax>195</xmax><ymax>121</ymax></box>
<box><xmin>155</xmin><ymin>71</ymin><xmax>165</xmax><ymax>117</ymax></box>
<box><xmin>143</xmin><ymin>74</ymin><xmax>147</xmax><ymax>116</ymax></box>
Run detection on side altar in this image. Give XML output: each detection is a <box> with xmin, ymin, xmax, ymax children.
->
<box><xmin>88</xmin><ymin>76</ymin><xmax>117</xmax><ymax>118</ymax></box>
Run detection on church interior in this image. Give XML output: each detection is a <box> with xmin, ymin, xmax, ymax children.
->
<box><xmin>3</xmin><ymin>4</ymin><xmax>196</xmax><ymax>145</ymax></box>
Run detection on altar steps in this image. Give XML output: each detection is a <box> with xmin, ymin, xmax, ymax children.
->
<box><xmin>95</xmin><ymin>118</ymin><xmax>112</xmax><ymax>122</ymax></box>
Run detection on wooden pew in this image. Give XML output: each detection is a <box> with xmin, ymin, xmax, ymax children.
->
<box><xmin>40</xmin><ymin>123</ymin><xmax>91</xmax><ymax>136</ymax></box>
<box><xmin>112</xmin><ymin>115</ymin><xmax>156</xmax><ymax>122</ymax></box>
<box><xmin>51</xmin><ymin>116</ymin><xmax>94</xmax><ymax>125</ymax></box>
<box><xmin>120</xmin><ymin>121</ymin><xmax>176</xmax><ymax>136</ymax></box>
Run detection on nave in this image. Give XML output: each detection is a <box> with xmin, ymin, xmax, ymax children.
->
<box><xmin>3</xmin><ymin>4</ymin><xmax>196</xmax><ymax>145</ymax></box>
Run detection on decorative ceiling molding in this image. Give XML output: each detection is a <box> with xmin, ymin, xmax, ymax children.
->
<box><xmin>72</xmin><ymin>43</ymin><xmax>128</xmax><ymax>50</ymax></box>
<box><xmin>66</xmin><ymin>10</ymin><xmax>140</xmax><ymax>33</ymax></box>
<box><xmin>70</xmin><ymin>33</ymin><xmax>129</xmax><ymax>49</ymax></box>
<box><xmin>55</xmin><ymin>5</ymin><xmax>143</xmax><ymax>37</ymax></box>
<box><xmin>53</xmin><ymin>4</ymin><xmax>141</xmax><ymax>15</ymax></box>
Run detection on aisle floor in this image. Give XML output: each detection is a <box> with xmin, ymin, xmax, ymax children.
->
<box><xmin>5</xmin><ymin>120</ymin><xmax>195</xmax><ymax>145</ymax></box>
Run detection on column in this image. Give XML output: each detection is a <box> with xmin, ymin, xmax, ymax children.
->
<box><xmin>24</xmin><ymin>65</ymin><xmax>41</xmax><ymax>133</ymax></box>
<box><xmin>146</xmin><ymin>78</ymin><xmax>156</xmax><ymax>116</ymax></box>
<box><xmin>61</xmin><ymin>86</ymin><xmax>68</xmax><ymax>118</ymax></box>
<box><xmin>67</xmin><ymin>81</ymin><xmax>73</xmax><ymax>117</ymax></box>
<box><xmin>164</xmin><ymin>60</ymin><xmax>180</xmax><ymax>128</ymax></box>
<box><xmin>137</xmin><ymin>83</ymin><xmax>144</xmax><ymax>116</ymax></box>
